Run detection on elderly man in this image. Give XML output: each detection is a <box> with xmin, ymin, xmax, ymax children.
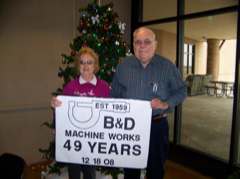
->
<box><xmin>110</xmin><ymin>27</ymin><xmax>187</xmax><ymax>179</ymax></box>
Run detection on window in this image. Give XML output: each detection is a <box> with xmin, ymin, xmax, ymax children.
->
<box><xmin>133</xmin><ymin>0</ymin><xmax>239</xmax><ymax>176</ymax></box>
<box><xmin>184</xmin><ymin>43</ymin><xmax>194</xmax><ymax>75</ymax></box>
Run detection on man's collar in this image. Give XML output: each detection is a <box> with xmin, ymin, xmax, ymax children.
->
<box><xmin>133</xmin><ymin>54</ymin><xmax>156</xmax><ymax>67</ymax></box>
<box><xmin>79</xmin><ymin>75</ymin><xmax>97</xmax><ymax>85</ymax></box>
<box><xmin>149</xmin><ymin>54</ymin><xmax>157</xmax><ymax>64</ymax></box>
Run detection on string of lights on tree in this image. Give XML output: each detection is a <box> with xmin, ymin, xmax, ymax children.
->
<box><xmin>39</xmin><ymin>0</ymin><xmax>129</xmax><ymax>178</ymax></box>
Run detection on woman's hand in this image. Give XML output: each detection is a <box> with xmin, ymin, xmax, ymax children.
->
<box><xmin>150</xmin><ymin>98</ymin><xmax>169</xmax><ymax>110</ymax></box>
<box><xmin>51</xmin><ymin>96</ymin><xmax>62</xmax><ymax>108</ymax></box>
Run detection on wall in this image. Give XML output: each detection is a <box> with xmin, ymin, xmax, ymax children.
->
<box><xmin>219</xmin><ymin>40</ymin><xmax>236</xmax><ymax>81</ymax></box>
<box><xmin>194</xmin><ymin>42</ymin><xmax>207</xmax><ymax>74</ymax></box>
<box><xmin>0</xmin><ymin>0</ymin><xmax>131</xmax><ymax>164</ymax></box>
<box><xmin>153</xmin><ymin>29</ymin><xmax>177</xmax><ymax>64</ymax></box>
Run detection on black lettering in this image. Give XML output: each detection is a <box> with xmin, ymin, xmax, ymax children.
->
<box><xmin>98</xmin><ymin>142</ymin><xmax>107</xmax><ymax>154</ymax></box>
<box><xmin>104</xmin><ymin>116</ymin><xmax>114</xmax><ymax>129</ymax></box>
<box><xmin>128</xmin><ymin>134</ymin><xmax>134</xmax><ymax>141</ymax></box>
<box><xmin>88</xmin><ymin>142</ymin><xmax>97</xmax><ymax>153</ymax></box>
<box><xmin>108</xmin><ymin>133</ymin><xmax>116</xmax><ymax>140</ymax></box>
<box><xmin>95</xmin><ymin>103</ymin><xmax>100</xmax><ymax>109</ymax></box>
<box><xmin>72</xmin><ymin>131</ymin><xmax>78</xmax><ymax>137</ymax></box>
<box><xmin>116</xmin><ymin>134</ymin><xmax>123</xmax><ymax>140</ymax></box>
<box><xmin>124</xmin><ymin>118</ymin><xmax>135</xmax><ymax>130</ymax></box>
<box><xmin>65</xmin><ymin>130</ymin><xmax>72</xmax><ymax>137</ymax></box>
<box><xmin>121</xmin><ymin>144</ymin><xmax>131</xmax><ymax>155</ymax></box>
<box><xmin>132</xmin><ymin>145</ymin><xmax>141</xmax><ymax>156</ymax></box>
<box><xmin>135</xmin><ymin>134</ymin><xmax>140</xmax><ymax>141</ymax></box>
<box><xmin>108</xmin><ymin>143</ymin><xmax>118</xmax><ymax>155</ymax></box>
<box><xmin>105</xmin><ymin>103</ymin><xmax>109</xmax><ymax>109</ymax></box>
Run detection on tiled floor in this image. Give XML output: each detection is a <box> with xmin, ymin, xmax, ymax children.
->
<box><xmin>168</xmin><ymin>94</ymin><xmax>235</xmax><ymax>161</ymax></box>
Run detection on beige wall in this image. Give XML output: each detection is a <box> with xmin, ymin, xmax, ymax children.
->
<box><xmin>153</xmin><ymin>29</ymin><xmax>177</xmax><ymax>63</ymax></box>
<box><xmin>219</xmin><ymin>40</ymin><xmax>236</xmax><ymax>81</ymax></box>
<box><xmin>0</xmin><ymin>0</ymin><xmax>131</xmax><ymax>164</ymax></box>
<box><xmin>194</xmin><ymin>42</ymin><xmax>208</xmax><ymax>75</ymax></box>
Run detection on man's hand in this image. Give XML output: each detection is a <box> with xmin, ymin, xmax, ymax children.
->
<box><xmin>150</xmin><ymin>98</ymin><xmax>169</xmax><ymax>110</ymax></box>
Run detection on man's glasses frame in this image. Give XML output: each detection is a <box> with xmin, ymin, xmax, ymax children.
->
<box><xmin>134</xmin><ymin>39</ymin><xmax>155</xmax><ymax>46</ymax></box>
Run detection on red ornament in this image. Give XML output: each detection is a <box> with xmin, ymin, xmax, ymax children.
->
<box><xmin>104</xmin><ymin>24</ymin><xmax>108</xmax><ymax>30</ymax></box>
<box><xmin>71</xmin><ymin>51</ymin><xmax>76</xmax><ymax>56</ymax></box>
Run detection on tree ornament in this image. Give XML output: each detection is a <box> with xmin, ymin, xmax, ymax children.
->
<box><xmin>103</xmin><ymin>24</ymin><xmax>108</xmax><ymax>30</ymax></box>
<box><xmin>107</xmin><ymin>7</ymin><xmax>112</xmax><ymax>12</ymax></box>
<box><xmin>91</xmin><ymin>15</ymin><xmax>100</xmax><ymax>24</ymax></box>
<box><xmin>111</xmin><ymin>67</ymin><xmax>115</xmax><ymax>72</ymax></box>
<box><xmin>115</xmin><ymin>41</ymin><xmax>119</xmax><ymax>46</ymax></box>
<box><xmin>62</xmin><ymin>59</ymin><xmax>66</xmax><ymax>64</ymax></box>
<box><xmin>126</xmin><ymin>50</ymin><xmax>132</xmax><ymax>56</ymax></box>
<box><xmin>71</xmin><ymin>51</ymin><xmax>76</xmax><ymax>56</ymax></box>
<box><xmin>58</xmin><ymin>72</ymin><xmax>62</xmax><ymax>77</ymax></box>
<box><xmin>118</xmin><ymin>22</ymin><xmax>126</xmax><ymax>33</ymax></box>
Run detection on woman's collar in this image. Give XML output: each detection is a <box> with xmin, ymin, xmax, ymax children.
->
<box><xmin>79</xmin><ymin>75</ymin><xmax>97</xmax><ymax>85</ymax></box>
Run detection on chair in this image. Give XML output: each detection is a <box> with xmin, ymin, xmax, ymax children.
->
<box><xmin>201</xmin><ymin>74</ymin><xmax>213</xmax><ymax>93</ymax></box>
<box><xmin>0</xmin><ymin>153</ymin><xmax>26</xmax><ymax>179</ymax></box>
<box><xmin>185</xmin><ymin>75</ymin><xmax>202</xmax><ymax>96</ymax></box>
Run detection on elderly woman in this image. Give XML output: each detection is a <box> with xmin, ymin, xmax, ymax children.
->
<box><xmin>51</xmin><ymin>47</ymin><xmax>111</xmax><ymax>179</ymax></box>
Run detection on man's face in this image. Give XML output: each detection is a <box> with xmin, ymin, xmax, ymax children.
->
<box><xmin>133</xmin><ymin>28</ymin><xmax>157</xmax><ymax>67</ymax></box>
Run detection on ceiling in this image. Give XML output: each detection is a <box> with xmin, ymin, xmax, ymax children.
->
<box><xmin>142</xmin><ymin>0</ymin><xmax>238</xmax><ymax>42</ymax></box>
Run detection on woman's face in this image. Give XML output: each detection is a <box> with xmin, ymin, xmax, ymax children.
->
<box><xmin>79</xmin><ymin>53</ymin><xmax>95</xmax><ymax>80</ymax></box>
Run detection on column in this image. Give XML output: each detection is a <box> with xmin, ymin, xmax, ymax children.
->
<box><xmin>207</xmin><ymin>39</ymin><xmax>220</xmax><ymax>81</ymax></box>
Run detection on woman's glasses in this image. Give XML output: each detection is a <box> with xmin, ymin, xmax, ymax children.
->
<box><xmin>79</xmin><ymin>60</ymin><xmax>94</xmax><ymax>65</ymax></box>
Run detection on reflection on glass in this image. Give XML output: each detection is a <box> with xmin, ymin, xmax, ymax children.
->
<box><xmin>185</xmin><ymin>0</ymin><xmax>238</xmax><ymax>14</ymax></box>
<box><xmin>182</xmin><ymin>12</ymin><xmax>237</xmax><ymax>161</ymax></box>
<box><xmin>143</xmin><ymin>0</ymin><xmax>177</xmax><ymax>22</ymax></box>
<box><xmin>145</xmin><ymin>23</ymin><xmax>177</xmax><ymax>142</ymax></box>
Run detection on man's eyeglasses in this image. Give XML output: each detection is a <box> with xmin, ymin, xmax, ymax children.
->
<box><xmin>134</xmin><ymin>40</ymin><xmax>155</xmax><ymax>46</ymax></box>
<box><xmin>79</xmin><ymin>60</ymin><xmax>94</xmax><ymax>65</ymax></box>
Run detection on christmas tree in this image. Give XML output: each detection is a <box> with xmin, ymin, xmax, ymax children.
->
<box><xmin>56</xmin><ymin>0</ymin><xmax>130</xmax><ymax>91</ymax></box>
<box><xmin>39</xmin><ymin>0</ymin><xmax>129</xmax><ymax>178</ymax></box>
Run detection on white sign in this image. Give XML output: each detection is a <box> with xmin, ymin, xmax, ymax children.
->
<box><xmin>55</xmin><ymin>95</ymin><xmax>152</xmax><ymax>169</ymax></box>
